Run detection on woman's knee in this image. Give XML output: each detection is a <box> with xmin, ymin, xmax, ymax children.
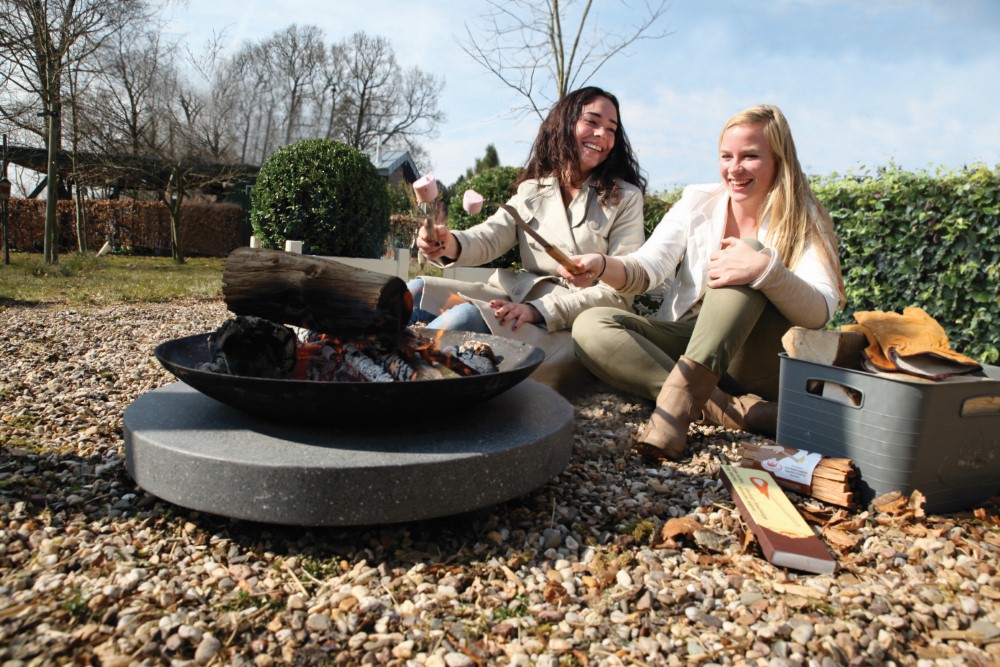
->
<box><xmin>431</xmin><ymin>301</ymin><xmax>489</xmax><ymax>334</ymax></box>
<box><xmin>407</xmin><ymin>278</ymin><xmax>430</xmax><ymax>324</ymax></box>
<box><xmin>572</xmin><ymin>307</ymin><xmax>624</xmax><ymax>345</ymax></box>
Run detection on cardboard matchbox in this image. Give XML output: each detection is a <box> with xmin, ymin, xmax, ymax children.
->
<box><xmin>720</xmin><ymin>465</ymin><xmax>837</xmax><ymax>575</ymax></box>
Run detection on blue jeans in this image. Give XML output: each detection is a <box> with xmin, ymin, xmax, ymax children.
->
<box><xmin>407</xmin><ymin>278</ymin><xmax>491</xmax><ymax>334</ymax></box>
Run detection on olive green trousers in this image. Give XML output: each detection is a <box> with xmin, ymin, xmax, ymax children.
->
<box><xmin>572</xmin><ymin>281</ymin><xmax>791</xmax><ymax>402</ymax></box>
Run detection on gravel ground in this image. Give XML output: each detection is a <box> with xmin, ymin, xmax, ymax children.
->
<box><xmin>2</xmin><ymin>299</ymin><xmax>999</xmax><ymax>667</ymax></box>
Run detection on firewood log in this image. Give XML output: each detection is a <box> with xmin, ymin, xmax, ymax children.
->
<box><xmin>782</xmin><ymin>326</ymin><xmax>867</xmax><ymax>369</ymax></box>
<box><xmin>222</xmin><ymin>247</ymin><xmax>413</xmax><ymax>340</ymax></box>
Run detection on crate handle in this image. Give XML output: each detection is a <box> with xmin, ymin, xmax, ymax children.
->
<box><xmin>961</xmin><ymin>395</ymin><xmax>1000</xmax><ymax>417</ymax></box>
<box><xmin>805</xmin><ymin>378</ymin><xmax>863</xmax><ymax>408</ymax></box>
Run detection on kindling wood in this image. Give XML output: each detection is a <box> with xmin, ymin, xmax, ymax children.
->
<box><xmin>739</xmin><ymin>442</ymin><xmax>855</xmax><ymax>508</ymax></box>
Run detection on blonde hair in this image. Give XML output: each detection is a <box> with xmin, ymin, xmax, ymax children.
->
<box><xmin>720</xmin><ymin>104</ymin><xmax>845</xmax><ymax>307</ymax></box>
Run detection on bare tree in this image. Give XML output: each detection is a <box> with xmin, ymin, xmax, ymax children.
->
<box><xmin>87</xmin><ymin>28</ymin><xmax>171</xmax><ymax>172</ymax></box>
<box><xmin>315</xmin><ymin>42</ymin><xmax>346</xmax><ymax>141</ymax></box>
<box><xmin>218</xmin><ymin>42</ymin><xmax>273</xmax><ymax>164</ymax></box>
<box><xmin>86</xmin><ymin>25</ymin><xmax>248</xmax><ymax>263</ymax></box>
<box><xmin>0</xmin><ymin>0</ymin><xmax>151</xmax><ymax>262</ymax></box>
<box><xmin>264</xmin><ymin>24</ymin><xmax>327</xmax><ymax>146</ymax></box>
<box><xmin>460</xmin><ymin>0</ymin><xmax>670</xmax><ymax>118</ymax></box>
<box><xmin>336</xmin><ymin>31</ymin><xmax>444</xmax><ymax>157</ymax></box>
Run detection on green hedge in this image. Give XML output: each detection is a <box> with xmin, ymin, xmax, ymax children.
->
<box><xmin>813</xmin><ymin>164</ymin><xmax>999</xmax><ymax>364</ymax></box>
<box><xmin>250</xmin><ymin>139</ymin><xmax>390</xmax><ymax>257</ymax></box>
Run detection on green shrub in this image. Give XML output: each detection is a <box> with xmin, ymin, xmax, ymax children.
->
<box><xmin>250</xmin><ymin>139</ymin><xmax>390</xmax><ymax>257</ymax></box>
<box><xmin>813</xmin><ymin>164</ymin><xmax>999</xmax><ymax>364</ymax></box>
<box><xmin>387</xmin><ymin>181</ymin><xmax>416</xmax><ymax>215</ymax></box>
<box><xmin>643</xmin><ymin>188</ymin><xmax>682</xmax><ymax>237</ymax></box>
<box><xmin>447</xmin><ymin>166</ymin><xmax>523</xmax><ymax>269</ymax></box>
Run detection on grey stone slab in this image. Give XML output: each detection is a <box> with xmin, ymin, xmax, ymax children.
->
<box><xmin>124</xmin><ymin>380</ymin><xmax>574</xmax><ymax>526</ymax></box>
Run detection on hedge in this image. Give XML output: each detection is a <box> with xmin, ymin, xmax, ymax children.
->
<box><xmin>813</xmin><ymin>164</ymin><xmax>999</xmax><ymax>364</ymax></box>
<box><xmin>249</xmin><ymin>140</ymin><xmax>391</xmax><ymax>258</ymax></box>
<box><xmin>5</xmin><ymin>199</ymin><xmax>245</xmax><ymax>257</ymax></box>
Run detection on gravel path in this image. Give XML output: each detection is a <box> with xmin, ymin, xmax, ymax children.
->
<box><xmin>1</xmin><ymin>300</ymin><xmax>999</xmax><ymax>666</ymax></box>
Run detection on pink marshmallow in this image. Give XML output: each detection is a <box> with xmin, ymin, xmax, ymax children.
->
<box><xmin>413</xmin><ymin>174</ymin><xmax>438</xmax><ymax>203</ymax></box>
<box><xmin>462</xmin><ymin>189</ymin><xmax>484</xmax><ymax>215</ymax></box>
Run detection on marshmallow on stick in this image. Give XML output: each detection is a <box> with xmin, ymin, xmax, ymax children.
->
<box><xmin>462</xmin><ymin>189</ymin><xmax>484</xmax><ymax>214</ymax></box>
<box><xmin>412</xmin><ymin>174</ymin><xmax>439</xmax><ymax>242</ymax></box>
<box><xmin>413</xmin><ymin>174</ymin><xmax>438</xmax><ymax>203</ymax></box>
<box><xmin>462</xmin><ymin>189</ymin><xmax>583</xmax><ymax>274</ymax></box>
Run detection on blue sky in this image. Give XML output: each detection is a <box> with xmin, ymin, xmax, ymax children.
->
<box><xmin>165</xmin><ymin>0</ymin><xmax>1000</xmax><ymax>193</ymax></box>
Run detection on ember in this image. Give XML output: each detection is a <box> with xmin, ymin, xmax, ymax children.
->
<box><xmin>199</xmin><ymin>315</ymin><xmax>501</xmax><ymax>382</ymax></box>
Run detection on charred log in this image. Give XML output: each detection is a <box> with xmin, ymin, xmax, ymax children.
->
<box><xmin>342</xmin><ymin>343</ymin><xmax>395</xmax><ymax>382</ymax></box>
<box><xmin>222</xmin><ymin>247</ymin><xmax>413</xmax><ymax>340</ymax></box>
<box><xmin>199</xmin><ymin>316</ymin><xmax>297</xmax><ymax>378</ymax></box>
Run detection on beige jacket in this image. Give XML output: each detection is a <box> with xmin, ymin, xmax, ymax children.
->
<box><xmin>422</xmin><ymin>176</ymin><xmax>645</xmax><ymax>330</ymax></box>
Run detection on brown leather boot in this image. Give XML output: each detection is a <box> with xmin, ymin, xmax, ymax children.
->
<box><xmin>701</xmin><ymin>389</ymin><xmax>778</xmax><ymax>436</ymax></box>
<box><xmin>635</xmin><ymin>356</ymin><xmax>720</xmax><ymax>462</ymax></box>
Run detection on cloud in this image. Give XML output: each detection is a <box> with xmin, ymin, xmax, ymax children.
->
<box><xmin>161</xmin><ymin>0</ymin><xmax>1000</xmax><ymax>188</ymax></box>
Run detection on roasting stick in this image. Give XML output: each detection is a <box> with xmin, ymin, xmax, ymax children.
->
<box><xmin>460</xmin><ymin>189</ymin><xmax>584</xmax><ymax>275</ymax></box>
<box><xmin>487</xmin><ymin>201</ymin><xmax>584</xmax><ymax>275</ymax></box>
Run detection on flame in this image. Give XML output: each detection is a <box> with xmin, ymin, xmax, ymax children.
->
<box><xmin>441</xmin><ymin>294</ymin><xmax>468</xmax><ymax>310</ymax></box>
<box><xmin>292</xmin><ymin>341</ymin><xmax>325</xmax><ymax>379</ymax></box>
<box><xmin>428</xmin><ymin>294</ymin><xmax>469</xmax><ymax>346</ymax></box>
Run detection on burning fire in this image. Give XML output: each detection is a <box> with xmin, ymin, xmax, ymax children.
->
<box><xmin>202</xmin><ymin>316</ymin><xmax>500</xmax><ymax>383</ymax></box>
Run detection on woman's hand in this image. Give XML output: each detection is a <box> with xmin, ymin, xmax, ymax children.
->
<box><xmin>707</xmin><ymin>238</ymin><xmax>769</xmax><ymax>288</ymax></box>
<box><xmin>488</xmin><ymin>299</ymin><xmax>541</xmax><ymax>332</ymax></box>
<box><xmin>558</xmin><ymin>253</ymin><xmax>604</xmax><ymax>287</ymax></box>
<box><xmin>416</xmin><ymin>222</ymin><xmax>456</xmax><ymax>261</ymax></box>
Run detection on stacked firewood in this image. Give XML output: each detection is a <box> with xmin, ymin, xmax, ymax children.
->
<box><xmin>738</xmin><ymin>442</ymin><xmax>856</xmax><ymax>508</ymax></box>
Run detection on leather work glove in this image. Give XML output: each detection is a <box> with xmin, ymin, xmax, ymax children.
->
<box><xmin>850</xmin><ymin>306</ymin><xmax>982</xmax><ymax>379</ymax></box>
<box><xmin>841</xmin><ymin>322</ymin><xmax>896</xmax><ymax>373</ymax></box>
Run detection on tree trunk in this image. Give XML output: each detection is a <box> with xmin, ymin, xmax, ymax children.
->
<box><xmin>74</xmin><ymin>183</ymin><xmax>87</xmax><ymax>253</ymax></box>
<box><xmin>43</xmin><ymin>104</ymin><xmax>60</xmax><ymax>264</ymax></box>
<box><xmin>222</xmin><ymin>247</ymin><xmax>413</xmax><ymax>340</ymax></box>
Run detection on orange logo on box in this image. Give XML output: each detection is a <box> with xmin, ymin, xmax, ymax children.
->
<box><xmin>751</xmin><ymin>476</ymin><xmax>770</xmax><ymax>498</ymax></box>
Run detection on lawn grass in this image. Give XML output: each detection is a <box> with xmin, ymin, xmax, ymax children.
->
<box><xmin>0</xmin><ymin>252</ymin><xmax>225</xmax><ymax>305</ymax></box>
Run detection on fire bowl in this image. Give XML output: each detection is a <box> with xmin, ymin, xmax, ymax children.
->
<box><xmin>153</xmin><ymin>330</ymin><xmax>545</xmax><ymax>422</ymax></box>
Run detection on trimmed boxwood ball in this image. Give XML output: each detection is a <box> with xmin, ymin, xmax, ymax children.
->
<box><xmin>250</xmin><ymin>139</ymin><xmax>391</xmax><ymax>258</ymax></box>
<box><xmin>447</xmin><ymin>165</ymin><xmax>523</xmax><ymax>270</ymax></box>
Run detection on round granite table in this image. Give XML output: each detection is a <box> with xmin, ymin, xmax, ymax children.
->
<box><xmin>124</xmin><ymin>380</ymin><xmax>573</xmax><ymax>526</ymax></box>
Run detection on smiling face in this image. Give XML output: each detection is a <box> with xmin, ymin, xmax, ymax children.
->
<box><xmin>718</xmin><ymin>123</ymin><xmax>777</xmax><ymax>213</ymax></box>
<box><xmin>574</xmin><ymin>96</ymin><xmax>618</xmax><ymax>179</ymax></box>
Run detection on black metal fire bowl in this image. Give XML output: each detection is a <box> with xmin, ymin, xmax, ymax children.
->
<box><xmin>153</xmin><ymin>330</ymin><xmax>545</xmax><ymax>423</ymax></box>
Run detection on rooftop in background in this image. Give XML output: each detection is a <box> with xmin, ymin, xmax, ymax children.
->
<box><xmin>371</xmin><ymin>149</ymin><xmax>419</xmax><ymax>187</ymax></box>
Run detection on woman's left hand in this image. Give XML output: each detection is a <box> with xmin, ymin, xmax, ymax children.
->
<box><xmin>488</xmin><ymin>299</ymin><xmax>541</xmax><ymax>332</ymax></box>
<box><xmin>706</xmin><ymin>238</ymin><xmax>769</xmax><ymax>288</ymax></box>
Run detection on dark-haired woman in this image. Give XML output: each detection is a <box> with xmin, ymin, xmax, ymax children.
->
<box><xmin>408</xmin><ymin>86</ymin><xmax>647</xmax><ymax>391</ymax></box>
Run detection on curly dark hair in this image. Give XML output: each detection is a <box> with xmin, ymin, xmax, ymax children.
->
<box><xmin>516</xmin><ymin>86</ymin><xmax>647</xmax><ymax>206</ymax></box>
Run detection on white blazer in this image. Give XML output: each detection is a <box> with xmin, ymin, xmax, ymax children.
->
<box><xmin>635</xmin><ymin>183</ymin><xmax>841</xmax><ymax>325</ymax></box>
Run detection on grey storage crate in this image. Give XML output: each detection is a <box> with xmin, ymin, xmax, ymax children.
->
<box><xmin>776</xmin><ymin>354</ymin><xmax>1000</xmax><ymax>514</ymax></box>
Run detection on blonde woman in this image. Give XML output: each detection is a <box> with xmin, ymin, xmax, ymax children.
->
<box><xmin>562</xmin><ymin>104</ymin><xmax>845</xmax><ymax>461</ymax></box>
